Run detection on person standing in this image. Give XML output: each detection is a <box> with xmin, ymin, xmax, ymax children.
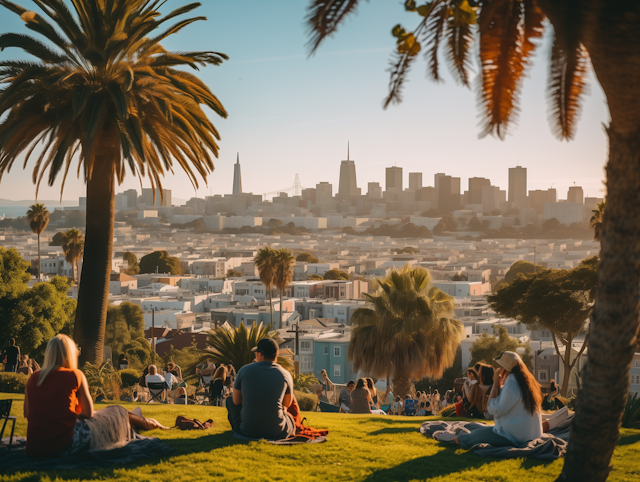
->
<box><xmin>3</xmin><ymin>339</ymin><xmax>20</xmax><ymax>373</ymax></box>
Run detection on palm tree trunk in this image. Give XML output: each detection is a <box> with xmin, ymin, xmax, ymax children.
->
<box><xmin>37</xmin><ymin>232</ymin><xmax>41</xmax><ymax>281</ymax></box>
<box><xmin>74</xmin><ymin>143</ymin><xmax>117</xmax><ymax>367</ymax></box>
<box><xmin>268</xmin><ymin>286</ymin><xmax>273</xmax><ymax>326</ymax></box>
<box><xmin>279</xmin><ymin>288</ymin><xmax>283</xmax><ymax>329</ymax></box>
<box><xmin>392</xmin><ymin>375</ymin><xmax>411</xmax><ymax>400</ymax></box>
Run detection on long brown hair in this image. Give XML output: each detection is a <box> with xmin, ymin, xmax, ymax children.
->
<box><xmin>213</xmin><ymin>366</ymin><xmax>227</xmax><ymax>381</ymax></box>
<box><xmin>511</xmin><ymin>362</ymin><xmax>542</xmax><ymax>415</ymax></box>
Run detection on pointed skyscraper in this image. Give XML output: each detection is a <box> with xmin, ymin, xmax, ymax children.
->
<box><xmin>338</xmin><ymin>142</ymin><xmax>360</xmax><ymax>199</ymax></box>
<box><xmin>232</xmin><ymin>152</ymin><xmax>242</xmax><ymax>195</ymax></box>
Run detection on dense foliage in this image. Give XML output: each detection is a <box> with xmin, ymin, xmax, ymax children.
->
<box><xmin>139</xmin><ymin>250</ymin><xmax>182</xmax><ymax>275</ymax></box>
<box><xmin>0</xmin><ymin>372</ymin><xmax>29</xmax><ymax>393</ymax></box>
<box><xmin>105</xmin><ymin>302</ymin><xmax>145</xmax><ymax>365</ymax></box>
<box><xmin>469</xmin><ymin>326</ymin><xmax>533</xmax><ymax>371</ymax></box>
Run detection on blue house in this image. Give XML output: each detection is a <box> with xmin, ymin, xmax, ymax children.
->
<box><xmin>313</xmin><ymin>333</ymin><xmax>354</xmax><ymax>385</ymax></box>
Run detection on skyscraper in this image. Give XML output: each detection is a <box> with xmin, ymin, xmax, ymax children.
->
<box><xmin>509</xmin><ymin>166</ymin><xmax>527</xmax><ymax>207</ymax></box>
<box><xmin>367</xmin><ymin>182</ymin><xmax>382</xmax><ymax>198</ymax></box>
<box><xmin>315</xmin><ymin>182</ymin><xmax>333</xmax><ymax>205</ymax></box>
<box><xmin>386</xmin><ymin>166</ymin><xmax>403</xmax><ymax>191</ymax></box>
<box><xmin>469</xmin><ymin>177</ymin><xmax>491</xmax><ymax>205</ymax></box>
<box><xmin>408</xmin><ymin>173</ymin><xmax>423</xmax><ymax>191</ymax></box>
<box><xmin>567</xmin><ymin>185</ymin><xmax>584</xmax><ymax>204</ymax></box>
<box><xmin>338</xmin><ymin>143</ymin><xmax>360</xmax><ymax>198</ymax></box>
<box><xmin>232</xmin><ymin>153</ymin><xmax>242</xmax><ymax>195</ymax></box>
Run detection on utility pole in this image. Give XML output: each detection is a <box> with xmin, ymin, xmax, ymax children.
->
<box><xmin>286</xmin><ymin>321</ymin><xmax>306</xmax><ymax>376</ymax></box>
<box><xmin>151</xmin><ymin>308</ymin><xmax>156</xmax><ymax>353</ymax></box>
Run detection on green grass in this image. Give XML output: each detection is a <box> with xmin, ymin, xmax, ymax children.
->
<box><xmin>1</xmin><ymin>393</ymin><xmax>639</xmax><ymax>482</ymax></box>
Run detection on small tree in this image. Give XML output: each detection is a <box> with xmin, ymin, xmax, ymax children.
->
<box><xmin>61</xmin><ymin>228</ymin><xmax>84</xmax><ymax>283</ymax></box>
<box><xmin>488</xmin><ymin>257</ymin><xmax>597</xmax><ymax>396</ymax></box>
<box><xmin>274</xmin><ymin>248</ymin><xmax>295</xmax><ymax>326</ymax></box>
<box><xmin>122</xmin><ymin>252</ymin><xmax>140</xmax><ymax>275</ymax></box>
<box><xmin>296</xmin><ymin>252</ymin><xmax>320</xmax><ymax>263</ymax></box>
<box><xmin>469</xmin><ymin>326</ymin><xmax>533</xmax><ymax>371</ymax></box>
<box><xmin>226</xmin><ymin>269</ymin><xmax>242</xmax><ymax>278</ymax></box>
<box><xmin>324</xmin><ymin>269</ymin><xmax>350</xmax><ymax>280</ymax></box>
<box><xmin>139</xmin><ymin>251</ymin><xmax>181</xmax><ymax>275</ymax></box>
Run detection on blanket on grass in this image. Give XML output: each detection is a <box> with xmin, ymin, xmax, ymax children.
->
<box><xmin>0</xmin><ymin>433</ymin><xmax>173</xmax><ymax>471</ymax></box>
<box><xmin>233</xmin><ymin>432</ymin><xmax>327</xmax><ymax>444</ymax></box>
<box><xmin>420</xmin><ymin>420</ymin><xmax>571</xmax><ymax>460</ymax></box>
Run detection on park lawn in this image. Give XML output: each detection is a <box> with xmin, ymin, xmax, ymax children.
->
<box><xmin>1</xmin><ymin>393</ymin><xmax>639</xmax><ymax>482</ymax></box>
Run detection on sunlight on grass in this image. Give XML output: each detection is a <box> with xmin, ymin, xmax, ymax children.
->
<box><xmin>1</xmin><ymin>394</ymin><xmax>638</xmax><ymax>482</ymax></box>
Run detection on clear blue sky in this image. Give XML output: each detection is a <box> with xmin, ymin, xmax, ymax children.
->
<box><xmin>0</xmin><ymin>0</ymin><xmax>608</xmax><ymax>204</ymax></box>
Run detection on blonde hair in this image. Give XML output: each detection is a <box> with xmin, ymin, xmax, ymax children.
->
<box><xmin>213</xmin><ymin>366</ymin><xmax>227</xmax><ymax>381</ymax></box>
<box><xmin>38</xmin><ymin>334</ymin><xmax>78</xmax><ymax>386</ymax></box>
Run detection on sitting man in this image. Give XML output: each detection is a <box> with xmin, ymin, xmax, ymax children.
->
<box><xmin>226</xmin><ymin>338</ymin><xmax>296</xmax><ymax>440</ymax></box>
<box><xmin>145</xmin><ymin>365</ymin><xmax>169</xmax><ymax>402</ymax></box>
<box><xmin>339</xmin><ymin>380</ymin><xmax>356</xmax><ymax>412</ymax></box>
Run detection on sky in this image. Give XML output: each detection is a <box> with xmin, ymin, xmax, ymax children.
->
<box><xmin>0</xmin><ymin>0</ymin><xmax>609</xmax><ymax>204</ymax></box>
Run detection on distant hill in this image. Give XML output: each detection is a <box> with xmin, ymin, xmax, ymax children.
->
<box><xmin>0</xmin><ymin>198</ymin><xmax>78</xmax><ymax>206</ymax></box>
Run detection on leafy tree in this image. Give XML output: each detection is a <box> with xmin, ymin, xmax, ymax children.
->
<box><xmin>226</xmin><ymin>269</ymin><xmax>242</xmax><ymax>278</ymax></box>
<box><xmin>105</xmin><ymin>302</ymin><xmax>145</xmax><ymax>365</ymax></box>
<box><xmin>489</xmin><ymin>257</ymin><xmax>597</xmax><ymax>396</ymax></box>
<box><xmin>122</xmin><ymin>337</ymin><xmax>159</xmax><ymax>369</ymax></box>
<box><xmin>267</xmin><ymin>218</ymin><xmax>284</xmax><ymax>227</ymax></box>
<box><xmin>324</xmin><ymin>269</ymin><xmax>350</xmax><ymax>281</ymax></box>
<box><xmin>0</xmin><ymin>272</ymin><xmax>75</xmax><ymax>362</ymax></box>
<box><xmin>122</xmin><ymin>252</ymin><xmax>140</xmax><ymax>276</ymax></box>
<box><xmin>306</xmin><ymin>274</ymin><xmax>324</xmax><ymax>281</ymax></box>
<box><xmin>467</xmin><ymin>217</ymin><xmax>483</xmax><ymax>231</ymax></box>
<box><xmin>542</xmin><ymin>218</ymin><xmax>562</xmax><ymax>230</ymax></box>
<box><xmin>296</xmin><ymin>252</ymin><xmax>320</xmax><ymax>263</ymax></box>
<box><xmin>188</xmin><ymin>323</ymin><xmax>292</xmax><ymax>375</ymax></box>
<box><xmin>255</xmin><ymin>247</ymin><xmax>278</xmax><ymax>325</ymax></box>
<box><xmin>139</xmin><ymin>251</ymin><xmax>182</xmax><ymax>275</ymax></box>
<box><xmin>451</xmin><ymin>273</ymin><xmax>468</xmax><ymax>281</ymax></box>
<box><xmin>469</xmin><ymin>326</ymin><xmax>533</xmax><ymax>371</ymax></box>
<box><xmin>349</xmin><ymin>266</ymin><xmax>464</xmax><ymax>399</ymax></box>
<box><xmin>590</xmin><ymin>201</ymin><xmax>605</xmax><ymax>242</ymax></box>
<box><xmin>0</xmin><ymin>247</ymin><xmax>30</xmax><ymax>298</ymax></box>
<box><xmin>0</xmin><ymin>1</ymin><xmax>228</xmax><ymax>367</ymax></box>
<box><xmin>416</xmin><ymin>347</ymin><xmax>463</xmax><ymax>396</ymax></box>
<box><xmin>27</xmin><ymin>204</ymin><xmax>49</xmax><ymax>281</ymax></box>
<box><xmin>494</xmin><ymin>260</ymin><xmax>546</xmax><ymax>291</ymax></box>
<box><xmin>61</xmin><ymin>228</ymin><xmax>84</xmax><ymax>283</ymax></box>
<box><xmin>49</xmin><ymin>232</ymin><xmax>65</xmax><ymax>247</ymax></box>
<box><xmin>294</xmin><ymin>373</ymin><xmax>320</xmax><ymax>393</ymax></box>
<box><xmin>306</xmin><ymin>1</ymin><xmax>639</xmax><ymax>475</ymax></box>
<box><xmin>274</xmin><ymin>248</ymin><xmax>295</xmax><ymax>326</ymax></box>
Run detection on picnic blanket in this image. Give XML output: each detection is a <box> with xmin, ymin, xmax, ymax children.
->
<box><xmin>0</xmin><ymin>433</ymin><xmax>173</xmax><ymax>471</ymax></box>
<box><xmin>420</xmin><ymin>417</ymin><xmax>572</xmax><ymax>460</ymax></box>
<box><xmin>233</xmin><ymin>432</ymin><xmax>327</xmax><ymax>444</ymax></box>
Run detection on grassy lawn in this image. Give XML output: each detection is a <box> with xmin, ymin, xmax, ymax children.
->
<box><xmin>1</xmin><ymin>393</ymin><xmax>639</xmax><ymax>482</ymax></box>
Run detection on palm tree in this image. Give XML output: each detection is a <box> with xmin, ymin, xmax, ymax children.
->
<box><xmin>0</xmin><ymin>1</ymin><xmax>227</xmax><ymax>366</ymax></box>
<box><xmin>348</xmin><ymin>266</ymin><xmax>464</xmax><ymax>399</ymax></box>
<box><xmin>274</xmin><ymin>248</ymin><xmax>295</xmax><ymax>328</ymax></box>
<box><xmin>306</xmin><ymin>2</ymin><xmax>638</xmax><ymax>478</ymax></box>
<box><xmin>255</xmin><ymin>247</ymin><xmax>278</xmax><ymax>324</ymax></box>
<box><xmin>61</xmin><ymin>228</ymin><xmax>84</xmax><ymax>284</ymax></box>
<box><xmin>590</xmin><ymin>201</ymin><xmax>605</xmax><ymax>242</ymax></box>
<box><xmin>188</xmin><ymin>323</ymin><xmax>292</xmax><ymax>375</ymax></box>
<box><xmin>26</xmin><ymin>203</ymin><xmax>49</xmax><ymax>281</ymax></box>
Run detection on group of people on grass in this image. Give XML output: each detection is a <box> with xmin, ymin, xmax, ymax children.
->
<box><xmin>18</xmin><ymin>329</ymin><xmax>567</xmax><ymax>458</ymax></box>
<box><xmin>2</xmin><ymin>338</ymin><xmax>40</xmax><ymax>375</ymax></box>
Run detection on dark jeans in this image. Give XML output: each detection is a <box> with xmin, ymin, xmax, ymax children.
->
<box><xmin>4</xmin><ymin>364</ymin><xmax>16</xmax><ymax>373</ymax></box>
<box><xmin>226</xmin><ymin>396</ymin><xmax>242</xmax><ymax>434</ymax></box>
<box><xmin>457</xmin><ymin>426</ymin><xmax>514</xmax><ymax>449</ymax></box>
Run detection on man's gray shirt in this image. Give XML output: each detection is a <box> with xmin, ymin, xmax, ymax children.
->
<box><xmin>234</xmin><ymin>361</ymin><xmax>295</xmax><ymax>439</ymax></box>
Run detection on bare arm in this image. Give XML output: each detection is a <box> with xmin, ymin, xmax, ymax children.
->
<box><xmin>77</xmin><ymin>372</ymin><xmax>95</xmax><ymax>419</ymax></box>
<box><xmin>283</xmin><ymin>393</ymin><xmax>293</xmax><ymax>408</ymax></box>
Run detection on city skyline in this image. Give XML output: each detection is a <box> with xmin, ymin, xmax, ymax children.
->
<box><xmin>0</xmin><ymin>1</ymin><xmax>608</xmax><ymax>203</ymax></box>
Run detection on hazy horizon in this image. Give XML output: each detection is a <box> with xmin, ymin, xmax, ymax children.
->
<box><xmin>0</xmin><ymin>1</ymin><xmax>608</xmax><ymax>205</ymax></box>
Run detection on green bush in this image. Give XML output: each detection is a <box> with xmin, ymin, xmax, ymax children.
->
<box><xmin>439</xmin><ymin>405</ymin><xmax>456</xmax><ymax>418</ymax></box>
<box><xmin>295</xmin><ymin>390</ymin><xmax>317</xmax><ymax>411</ymax></box>
<box><xmin>0</xmin><ymin>372</ymin><xmax>29</xmax><ymax>393</ymax></box>
<box><xmin>120</xmin><ymin>368</ymin><xmax>141</xmax><ymax>388</ymax></box>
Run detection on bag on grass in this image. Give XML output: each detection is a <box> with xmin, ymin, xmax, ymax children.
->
<box><xmin>174</xmin><ymin>415</ymin><xmax>213</xmax><ymax>430</ymax></box>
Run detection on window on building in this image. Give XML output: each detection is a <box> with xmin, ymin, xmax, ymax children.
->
<box><xmin>334</xmin><ymin>346</ymin><xmax>341</xmax><ymax>357</ymax></box>
<box><xmin>323</xmin><ymin>345</ymin><xmax>328</xmax><ymax>355</ymax></box>
<box><xmin>538</xmin><ymin>370</ymin><xmax>548</xmax><ymax>381</ymax></box>
<box><xmin>334</xmin><ymin>364</ymin><xmax>341</xmax><ymax>377</ymax></box>
<box><xmin>635</xmin><ymin>360</ymin><xmax>640</xmax><ymax>368</ymax></box>
<box><xmin>632</xmin><ymin>374</ymin><xmax>640</xmax><ymax>385</ymax></box>
<box><xmin>300</xmin><ymin>341</ymin><xmax>311</xmax><ymax>351</ymax></box>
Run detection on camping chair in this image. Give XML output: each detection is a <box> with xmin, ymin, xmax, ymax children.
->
<box><xmin>195</xmin><ymin>375</ymin><xmax>212</xmax><ymax>405</ymax></box>
<box><xmin>0</xmin><ymin>400</ymin><xmax>17</xmax><ymax>451</ymax></box>
<box><xmin>318</xmin><ymin>400</ymin><xmax>340</xmax><ymax>413</ymax></box>
<box><xmin>147</xmin><ymin>382</ymin><xmax>168</xmax><ymax>403</ymax></box>
<box><xmin>404</xmin><ymin>399</ymin><xmax>417</xmax><ymax>416</ymax></box>
<box><xmin>209</xmin><ymin>378</ymin><xmax>225</xmax><ymax>406</ymax></box>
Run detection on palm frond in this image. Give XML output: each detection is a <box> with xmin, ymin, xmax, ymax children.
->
<box><xmin>305</xmin><ymin>0</ymin><xmax>363</xmax><ymax>55</ymax></box>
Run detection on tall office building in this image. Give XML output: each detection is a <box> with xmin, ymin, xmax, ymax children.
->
<box><xmin>434</xmin><ymin>173</ymin><xmax>446</xmax><ymax>191</ymax></box>
<box><xmin>567</xmin><ymin>185</ymin><xmax>584</xmax><ymax>204</ymax></box>
<box><xmin>315</xmin><ymin>182</ymin><xmax>333</xmax><ymax>205</ymax></box>
<box><xmin>529</xmin><ymin>188</ymin><xmax>557</xmax><ymax>214</ymax></box>
<box><xmin>141</xmin><ymin>188</ymin><xmax>171</xmax><ymax>207</ymax></box>
<box><xmin>386</xmin><ymin>166</ymin><xmax>403</xmax><ymax>192</ymax></box>
<box><xmin>232</xmin><ymin>153</ymin><xmax>242</xmax><ymax>195</ymax></box>
<box><xmin>509</xmin><ymin>166</ymin><xmax>527</xmax><ymax>207</ymax></box>
<box><xmin>408</xmin><ymin>173</ymin><xmax>423</xmax><ymax>191</ymax></box>
<box><xmin>338</xmin><ymin>144</ymin><xmax>360</xmax><ymax>198</ymax></box>
<box><xmin>367</xmin><ymin>182</ymin><xmax>383</xmax><ymax>198</ymax></box>
<box><xmin>469</xmin><ymin>177</ymin><xmax>491</xmax><ymax>205</ymax></box>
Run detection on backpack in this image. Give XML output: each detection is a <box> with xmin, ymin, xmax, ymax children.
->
<box><xmin>174</xmin><ymin>415</ymin><xmax>213</xmax><ymax>430</ymax></box>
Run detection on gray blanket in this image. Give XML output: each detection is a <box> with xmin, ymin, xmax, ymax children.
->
<box><xmin>233</xmin><ymin>432</ymin><xmax>327</xmax><ymax>444</ymax></box>
<box><xmin>420</xmin><ymin>420</ymin><xmax>571</xmax><ymax>460</ymax></box>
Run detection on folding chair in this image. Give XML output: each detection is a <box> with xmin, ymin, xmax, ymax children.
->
<box><xmin>209</xmin><ymin>379</ymin><xmax>225</xmax><ymax>406</ymax></box>
<box><xmin>0</xmin><ymin>399</ymin><xmax>17</xmax><ymax>451</ymax></box>
<box><xmin>147</xmin><ymin>382</ymin><xmax>168</xmax><ymax>403</ymax></box>
<box><xmin>195</xmin><ymin>375</ymin><xmax>212</xmax><ymax>405</ymax></box>
<box><xmin>404</xmin><ymin>399</ymin><xmax>417</xmax><ymax>416</ymax></box>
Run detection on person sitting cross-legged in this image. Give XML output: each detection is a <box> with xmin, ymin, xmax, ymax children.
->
<box><xmin>226</xmin><ymin>338</ymin><xmax>297</xmax><ymax>440</ymax></box>
<box><xmin>339</xmin><ymin>380</ymin><xmax>356</xmax><ymax>412</ymax></box>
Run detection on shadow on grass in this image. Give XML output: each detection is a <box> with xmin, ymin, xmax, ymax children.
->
<box><xmin>618</xmin><ymin>432</ymin><xmax>640</xmax><ymax>446</ymax></box>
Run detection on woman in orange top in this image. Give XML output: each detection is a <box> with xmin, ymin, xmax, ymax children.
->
<box><xmin>25</xmin><ymin>334</ymin><xmax>168</xmax><ymax>458</ymax></box>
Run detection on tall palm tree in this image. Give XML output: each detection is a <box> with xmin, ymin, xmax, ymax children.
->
<box><xmin>26</xmin><ymin>203</ymin><xmax>49</xmax><ymax>281</ymax></box>
<box><xmin>306</xmin><ymin>1</ymin><xmax>638</xmax><ymax>478</ymax></box>
<box><xmin>590</xmin><ymin>201</ymin><xmax>605</xmax><ymax>242</ymax></box>
<box><xmin>274</xmin><ymin>247</ymin><xmax>295</xmax><ymax>328</ymax></box>
<box><xmin>188</xmin><ymin>322</ymin><xmax>292</xmax><ymax>376</ymax></box>
<box><xmin>61</xmin><ymin>227</ymin><xmax>84</xmax><ymax>283</ymax></box>
<box><xmin>0</xmin><ymin>1</ymin><xmax>227</xmax><ymax>366</ymax></box>
<box><xmin>255</xmin><ymin>247</ymin><xmax>278</xmax><ymax>324</ymax></box>
<box><xmin>348</xmin><ymin>266</ymin><xmax>464</xmax><ymax>399</ymax></box>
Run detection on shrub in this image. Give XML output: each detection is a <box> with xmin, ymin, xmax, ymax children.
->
<box><xmin>622</xmin><ymin>393</ymin><xmax>640</xmax><ymax>428</ymax></box>
<box><xmin>439</xmin><ymin>405</ymin><xmax>456</xmax><ymax>418</ymax></box>
<box><xmin>120</xmin><ymin>368</ymin><xmax>141</xmax><ymax>388</ymax></box>
<box><xmin>0</xmin><ymin>372</ymin><xmax>29</xmax><ymax>393</ymax></box>
<box><xmin>295</xmin><ymin>390</ymin><xmax>317</xmax><ymax>411</ymax></box>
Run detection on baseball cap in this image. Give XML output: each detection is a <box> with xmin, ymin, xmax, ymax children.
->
<box><xmin>251</xmin><ymin>338</ymin><xmax>278</xmax><ymax>358</ymax></box>
<box><xmin>492</xmin><ymin>351</ymin><xmax>522</xmax><ymax>371</ymax></box>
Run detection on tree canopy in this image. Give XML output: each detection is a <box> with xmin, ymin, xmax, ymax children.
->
<box><xmin>122</xmin><ymin>252</ymin><xmax>140</xmax><ymax>276</ymax></box>
<box><xmin>139</xmin><ymin>251</ymin><xmax>182</xmax><ymax>275</ymax></box>
<box><xmin>296</xmin><ymin>252</ymin><xmax>320</xmax><ymax>263</ymax></box>
<box><xmin>105</xmin><ymin>302</ymin><xmax>145</xmax><ymax>365</ymax></box>
<box><xmin>470</xmin><ymin>325</ymin><xmax>533</xmax><ymax>371</ymax></box>
<box><xmin>324</xmin><ymin>269</ymin><xmax>350</xmax><ymax>281</ymax></box>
